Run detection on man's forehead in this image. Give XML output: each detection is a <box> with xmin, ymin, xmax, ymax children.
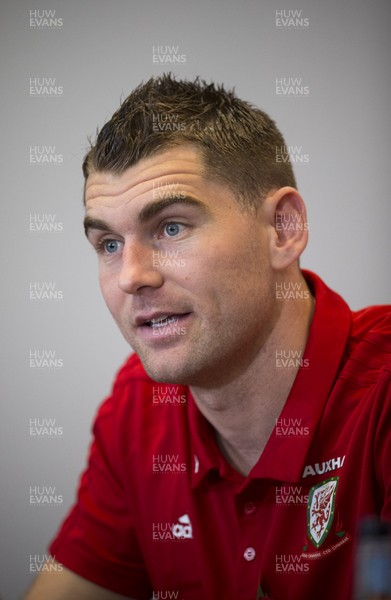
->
<box><xmin>84</xmin><ymin>145</ymin><xmax>205</xmax><ymax>205</ymax></box>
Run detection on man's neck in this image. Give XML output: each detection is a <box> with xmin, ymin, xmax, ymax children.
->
<box><xmin>190</xmin><ymin>273</ymin><xmax>315</xmax><ymax>476</ymax></box>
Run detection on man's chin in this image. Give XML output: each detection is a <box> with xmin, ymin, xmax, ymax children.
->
<box><xmin>141</xmin><ymin>360</ymin><xmax>191</xmax><ymax>385</ymax></box>
<box><xmin>138</xmin><ymin>353</ymin><xmax>221</xmax><ymax>389</ymax></box>
<box><xmin>129</xmin><ymin>334</ymin><xmax>212</xmax><ymax>387</ymax></box>
<box><xmin>132</xmin><ymin>347</ymin><xmax>189</xmax><ymax>385</ymax></box>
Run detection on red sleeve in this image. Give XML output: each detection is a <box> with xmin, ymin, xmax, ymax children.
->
<box><xmin>367</xmin><ymin>309</ymin><xmax>391</xmax><ymax>521</ymax></box>
<box><xmin>49</xmin><ymin>378</ymin><xmax>152</xmax><ymax>599</ymax></box>
<box><xmin>375</xmin><ymin>367</ymin><xmax>391</xmax><ymax>522</ymax></box>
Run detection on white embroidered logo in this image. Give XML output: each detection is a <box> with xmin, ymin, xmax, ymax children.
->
<box><xmin>172</xmin><ymin>514</ymin><xmax>193</xmax><ymax>539</ymax></box>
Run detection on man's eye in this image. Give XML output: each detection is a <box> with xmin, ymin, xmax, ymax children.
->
<box><xmin>98</xmin><ymin>239</ymin><xmax>121</xmax><ymax>254</ymax></box>
<box><xmin>163</xmin><ymin>223</ymin><xmax>181</xmax><ymax>237</ymax></box>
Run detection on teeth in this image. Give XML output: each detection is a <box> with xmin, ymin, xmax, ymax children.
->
<box><xmin>151</xmin><ymin>315</ymin><xmax>170</xmax><ymax>324</ymax></box>
<box><xmin>146</xmin><ymin>315</ymin><xmax>178</xmax><ymax>328</ymax></box>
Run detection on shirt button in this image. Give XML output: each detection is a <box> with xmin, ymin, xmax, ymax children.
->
<box><xmin>244</xmin><ymin>501</ymin><xmax>257</xmax><ymax>515</ymax></box>
<box><xmin>244</xmin><ymin>547</ymin><xmax>256</xmax><ymax>561</ymax></box>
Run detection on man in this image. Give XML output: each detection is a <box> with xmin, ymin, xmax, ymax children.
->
<box><xmin>25</xmin><ymin>74</ymin><xmax>391</xmax><ymax>600</ymax></box>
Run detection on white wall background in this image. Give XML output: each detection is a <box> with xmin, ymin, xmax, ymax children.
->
<box><xmin>0</xmin><ymin>0</ymin><xmax>390</xmax><ymax>598</ymax></box>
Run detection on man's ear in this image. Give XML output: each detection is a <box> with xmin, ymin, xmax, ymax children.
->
<box><xmin>264</xmin><ymin>186</ymin><xmax>309</xmax><ymax>270</ymax></box>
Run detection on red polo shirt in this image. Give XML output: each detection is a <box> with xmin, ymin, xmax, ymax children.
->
<box><xmin>49</xmin><ymin>271</ymin><xmax>391</xmax><ymax>600</ymax></box>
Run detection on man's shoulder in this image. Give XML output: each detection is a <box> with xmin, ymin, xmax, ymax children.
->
<box><xmin>344</xmin><ymin>304</ymin><xmax>391</xmax><ymax>385</ymax></box>
<box><xmin>351</xmin><ymin>304</ymin><xmax>391</xmax><ymax>352</ymax></box>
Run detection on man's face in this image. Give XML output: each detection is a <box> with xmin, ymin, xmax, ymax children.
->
<box><xmin>84</xmin><ymin>146</ymin><xmax>281</xmax><ymax>387</ymax></box>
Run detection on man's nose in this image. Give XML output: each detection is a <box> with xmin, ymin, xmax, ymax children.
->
<box><xmin>118</xmin><ymin>242</ymin><xmax>163</xmax><ymax>294</ymax></box>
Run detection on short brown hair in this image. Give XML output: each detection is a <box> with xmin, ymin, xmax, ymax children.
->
<box><xmin>83</xmin><ymin>74</ymin><xmax>296</xmax><ymax>210</ymax></box>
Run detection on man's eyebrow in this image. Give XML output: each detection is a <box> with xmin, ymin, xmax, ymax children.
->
<box><xmin>138</xmin><ymin>195</ymin><xmax>206</xmax><ymax>223</ymax></box>
<box><xmin>83</xmin><ymin>217</ymin><xmax>112</xmax><ymax>237</ymax></box>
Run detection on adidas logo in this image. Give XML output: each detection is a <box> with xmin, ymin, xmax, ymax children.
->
<box><xmin>172</xmin><ymin>514</ymin><xmax>193</xmax><ymax>539</ymax></box>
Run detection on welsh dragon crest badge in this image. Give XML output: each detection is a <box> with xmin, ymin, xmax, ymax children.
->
<box><xmin>307</xmin><ymin>477</ymin><xmax>338</xmax><ymax>548</ymax></box>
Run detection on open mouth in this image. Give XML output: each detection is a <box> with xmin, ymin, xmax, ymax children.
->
<box><xmin>143</xmin><ymin>315</ymin><xmax>180</xmax><ymax>329</ymax></box>
<box><xmin>136</xmin><ymin>312</ymin><xmax>192</xmax><ymax>339</ymax></box>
